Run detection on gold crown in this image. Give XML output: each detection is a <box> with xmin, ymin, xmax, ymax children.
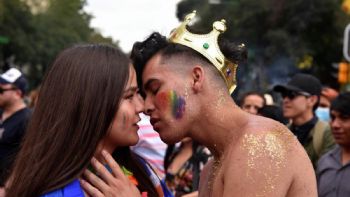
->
<box><xmin>169</xmin><ymin>10</ymin><xmax>238</xmax><ymax>94</ymax></box>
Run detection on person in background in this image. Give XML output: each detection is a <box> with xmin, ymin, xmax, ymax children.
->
<box><xmin>164</xmin><ymin>137</ymin><xmax>211</xmax><ymax>197</ymax></box>
<box><xmin>315</xmin><ymin>87</ymin><xmax>339</xmax><ymax>122</ymax></box>
<box><xmin>317</xmin><ymin>92</ymin><xmax>350</xmax><ymax>197</ymax></box>
<box><xmin>239</xmin><ymin>91</ymin><xmax>266</xmax><ymax>115</ymax></box>
<box><xmin>274</xmin><ymin>73</ymin><xmax>335</xmax><ymax>168</ymax></box>
<box><xmin>28</xmin><ymin>86</ymin><xmax>40</xmax><ymax>109</ymax></box>
<box><xmin>132</xmin><ymin>113</ymin><xmax>168</xmax><ymax>179</ymax></box>
<box><xmin>257</xmin><ymin>105</ymin><xmax>289</xmax><ymax>125</ymax></box>
<box><xmin>0</xmin><ymin>68</ymin><xmax>31</xmax><ymax>188</ymax></box>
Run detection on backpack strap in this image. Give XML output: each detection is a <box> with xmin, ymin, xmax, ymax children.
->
<box><xmin>312</xmin><ymin>120</ymin><xmax>327</xmax><ymax>156</ymax></box>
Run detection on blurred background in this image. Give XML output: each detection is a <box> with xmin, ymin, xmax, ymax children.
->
<box><xmin>1</xmin><ymin>0</ymin><xmax>350</xmax><ymax>97</ymax></box>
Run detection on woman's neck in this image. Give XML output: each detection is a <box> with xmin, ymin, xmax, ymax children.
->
<box><xmin>94</xmin><ymin>141</ymin><xmax>116</xmax><ymax>164</ymax></box>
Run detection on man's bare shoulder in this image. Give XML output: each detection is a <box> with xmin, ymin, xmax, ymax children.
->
<box><xmin>241</xmin><ymin>116</ymin><xmax>301</xmax><ymax>151</ymax></box>
<box><xmin>221</xmin><ymin>116</ymin><xmax>317</xmax><ymax>196</ymax></box>
<box><xmin>236</xmin><ymin>116</ymin><xmax>301</xmax><ymax>161</ymax></box>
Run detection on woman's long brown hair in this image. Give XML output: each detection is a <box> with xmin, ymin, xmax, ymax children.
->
<box><xmin>6</xmin><ymin>44</ymin><xmax>130</xmax><ymax>196</ymax></box>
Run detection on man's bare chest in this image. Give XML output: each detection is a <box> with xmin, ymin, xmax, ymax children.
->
<box><xmin>199</xmin><ymin>160</ymin><xmax>225</xmax><ymax>197</ymax></box>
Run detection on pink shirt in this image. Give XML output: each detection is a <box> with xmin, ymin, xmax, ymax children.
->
<box><xmin>132</xmin><ymin>113</ymin><xmax>167</xmax><ymax>178</ymax></box>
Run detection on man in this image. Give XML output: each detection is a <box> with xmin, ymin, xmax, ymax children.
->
<box><xmin>0</xmin><ymin>68</ymin><xmax>31</xmax><ymax>187</ymax></box>
<box><xmin>239</xmin><ymin>91</ymin><xmax>266</xmax><ymax>114</ymax></box>
<box><xmin>317</xmin><ymin>92</ymin><xmax>350</xmax><ymax>197</ymax></box>
<box><xmin>82</xmin><ymin>11</ymin><xmax>317</xmax><ymax>197</ymax></box>
<box><xmin>315</xmin><ymin>87</ymin><xmax>339</xmax><ymax>122</ymax></box>
<box><xmin>274</xmin><ymin>74</ymin><xmax>335</xmax><ymax>168</ymax></box>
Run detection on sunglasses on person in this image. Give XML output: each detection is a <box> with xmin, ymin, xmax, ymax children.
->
<box><xmin>0</xmin><ymin>87</ymin><xmax>17</xmax><ymax>94</ymax></box>
<box><xmin>281</xmin><ymin>90</ymin><xmax>311</xmax><ymax>100</ymax></box>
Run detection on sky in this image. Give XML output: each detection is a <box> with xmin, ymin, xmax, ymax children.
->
<box><xmin>84</xmin><ymin>0</ymin><xmax>182</xmax><ymax>53</ymax></box>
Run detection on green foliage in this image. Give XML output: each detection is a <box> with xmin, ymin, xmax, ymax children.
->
<box><xmin>0</xmin><ymin>0</ymin><xmax>118</xmax><ymax>89</ymax></box>
<box><xmin>0</xmin><ymin>0</ymin><xmax>35</xmax><ymax>64</ymax></box>
<box><xmin>177</xmin><ymin>0</ymin><xmax>350</xmax><ymax>89</ymax></box>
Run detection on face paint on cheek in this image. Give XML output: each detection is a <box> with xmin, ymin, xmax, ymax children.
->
<box><xmin>156</xmin><ymin>92</ymin><xmax>170</xmax><ymax>110</ymax></box>
<box><xmin>156</xmin><ymin>90</ymin><xmax>186</xmax><ymax>120</ymax></box>
<box><xmin>170</xmin><ymin>91</ymin><xmax>186</xmax><ymax>119</ymax></box>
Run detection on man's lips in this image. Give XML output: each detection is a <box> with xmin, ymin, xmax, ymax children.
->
<box><xmin>332</xmin><ymin>132</ymin><xmax>344</xmax><ymax>138</ymax></box>
<box><xmin>283</xmin><ymin>105</ymin><xmax>291</xmax><ymax>109</ymax></box>
<box><xmin>150</xmin><ymin>118</ymin><xmax>160</xmax><ymax>127</ymax></box>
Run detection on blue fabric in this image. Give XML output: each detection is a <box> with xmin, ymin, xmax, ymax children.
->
<box><xmin>41</xmin><ymin>179</ymin><xmax>84</xmax><ymax>197</ymax></box>
<box><xmin>137</xmin><ymin>156</ymin><xmax>173</xmax><ymax>197</ymax></box>
<box><xmin>161</xmin><ymin>179</ymin><xmax>174</xmax><ymax>197</ymax></box>
<box><xmin>315</xmin><ymin>107</ymin><xmax>330</xmax><ymax>122</ymax></box>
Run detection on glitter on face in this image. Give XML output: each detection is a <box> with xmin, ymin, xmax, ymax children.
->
<box><xmin>156</xmin><ymin>90</ymin><xmax>186</xmax><ymax>119</ymax></box>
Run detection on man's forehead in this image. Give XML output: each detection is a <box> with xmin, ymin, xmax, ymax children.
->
<box><xmin>142</xmin><ymin>54</ymin><xmax>167</xmax><ymax>81</ymax></box>
<box><xmin>330</xmin><ymin>110</ymin><xmax>342</xmax><ymax>116</ymax></box>
<box><xmin>144</xmin><ymin>54</ymin><xmax>163</xmax><ymax>70</ymax></box>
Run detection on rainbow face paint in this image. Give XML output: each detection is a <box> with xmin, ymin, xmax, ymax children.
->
<box><xmin>156</xmin><ymin>90</ymin><xmax>186</xmax><ymax>119</ymax></box>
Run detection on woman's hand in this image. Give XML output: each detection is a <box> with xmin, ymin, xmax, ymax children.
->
<box><xmin>81</xmin><ymin>150</ymin><xmax>141</xmax><ymax>197</ymax></box>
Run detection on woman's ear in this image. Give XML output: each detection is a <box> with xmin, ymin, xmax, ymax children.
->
<box><xmin>191</xmin><ymin>66</ymin><xmax>205</xmax><ymax>93</ymax></box>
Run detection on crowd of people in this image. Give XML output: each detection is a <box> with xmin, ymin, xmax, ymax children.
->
<box><xmin>0</xmin><ymin>11</ymin><xmax>349</xmax><ymax>197</ymax></box>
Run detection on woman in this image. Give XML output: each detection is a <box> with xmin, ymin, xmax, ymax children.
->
<box><xmin>5</xmin><ymin>44</ymin><xmax>167</xmax><ymax>197</ymax></box>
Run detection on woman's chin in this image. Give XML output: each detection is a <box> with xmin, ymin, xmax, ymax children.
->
<box><xmin>129</xmin><ymin>136</ymin><xmax>140</xmax><ymax>146</ymax></box>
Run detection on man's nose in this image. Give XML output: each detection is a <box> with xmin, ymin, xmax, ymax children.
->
<box><xmin>331</xmin><ymin>118</ymin><xmax>341</xmax><ymax>129</ymax></box>
<box><xmin>144</xmin><ymin>97</ymin><xmax>155</xmax><ymax>115</ymax></box>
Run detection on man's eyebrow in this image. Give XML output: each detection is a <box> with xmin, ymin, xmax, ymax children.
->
<box><xmin>144</xmin><ymin>79</ymin><xmax>158</xmax><ymax>91</ymax></box>
<box><xmin>341</xmin><ymin>114</ymin><xmax>350</xmax><ymax>118</ymax></box>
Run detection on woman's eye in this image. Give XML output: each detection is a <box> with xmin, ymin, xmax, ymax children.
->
<box><xmin>125</xmin><ymin>94</ymin><xmax>133</xmax><ymax>100</ymax></box>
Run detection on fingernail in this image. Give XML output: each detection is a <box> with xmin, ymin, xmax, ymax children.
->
<box><xmin>102</xmin><ymin>150</ymin><xmax>107</xmax><ymax>156</ymax></box>
<box><xmin>79</xmin><ymin>179</ymin><xmax>85</xmax><ymax>185</ymax></box>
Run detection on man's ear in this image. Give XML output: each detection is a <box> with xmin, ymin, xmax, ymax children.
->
<box><xmin>308</xmin><ymin>95</ymin><xmax>318</xmax><ymax>106</ymax></box>
<box><xmin>191</xmin><ymin>66</ymin><xmax>205</xmax><ymax>93</ymax></box>
<box><xmin>14</xmin><ymin>89</ymin><xmax>24</xmax><ymax>98</ymax></box>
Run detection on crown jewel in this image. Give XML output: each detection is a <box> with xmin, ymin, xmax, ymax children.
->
<box><xmin>169</xmin><ymin>10</ymin><xmax>238</xmax><ymax>94</ymax></box>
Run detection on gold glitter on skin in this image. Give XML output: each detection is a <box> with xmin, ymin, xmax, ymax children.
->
<box><xmin>213</xmin><ymin>90</ymin><xmax>226</xmax><ymax>123</ymax></box>
<box><xmin>242</xmin><ymin>129</ymin><xmax>290</xmax><ymax>196</ymax></box>
<box><xmin>184</xmin><ymin>83</ymin><xmax>190</xmax><ymax>100</ymax></box>
<box><xmin>207</xmin><ymin>158</ymin><xmax>222</xmax><ymax>197</ymax></box>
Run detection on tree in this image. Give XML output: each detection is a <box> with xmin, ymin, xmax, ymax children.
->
<box><xmin>0</xmin><ymin>0</ymin><xmax>35</xmax><ymax>69</ymax></box>
<box><xmin>177</xmin><ymin>0</ymin><xmax>350</xmax><ymax>91</ymax></box>
<box><xmin>0</xmin><ymin>0</ymin><xmax>118</xmax><ymax>89</ymax></box>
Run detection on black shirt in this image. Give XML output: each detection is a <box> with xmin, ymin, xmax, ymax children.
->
<box><xmin>0</xmin><ymin>107</ymin><xmax>31</xmax><ymax>186</ymax></box>
<box><xmin>290</xmin><ymin>116</ymin><xmax>318</xmax><ymax>145</ymax></box>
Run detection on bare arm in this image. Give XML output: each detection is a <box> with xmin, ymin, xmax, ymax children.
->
<box><xmin>198</xmin><ymin>160</ymin><xmax>212</xmax><ymax>195</ymax></box>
